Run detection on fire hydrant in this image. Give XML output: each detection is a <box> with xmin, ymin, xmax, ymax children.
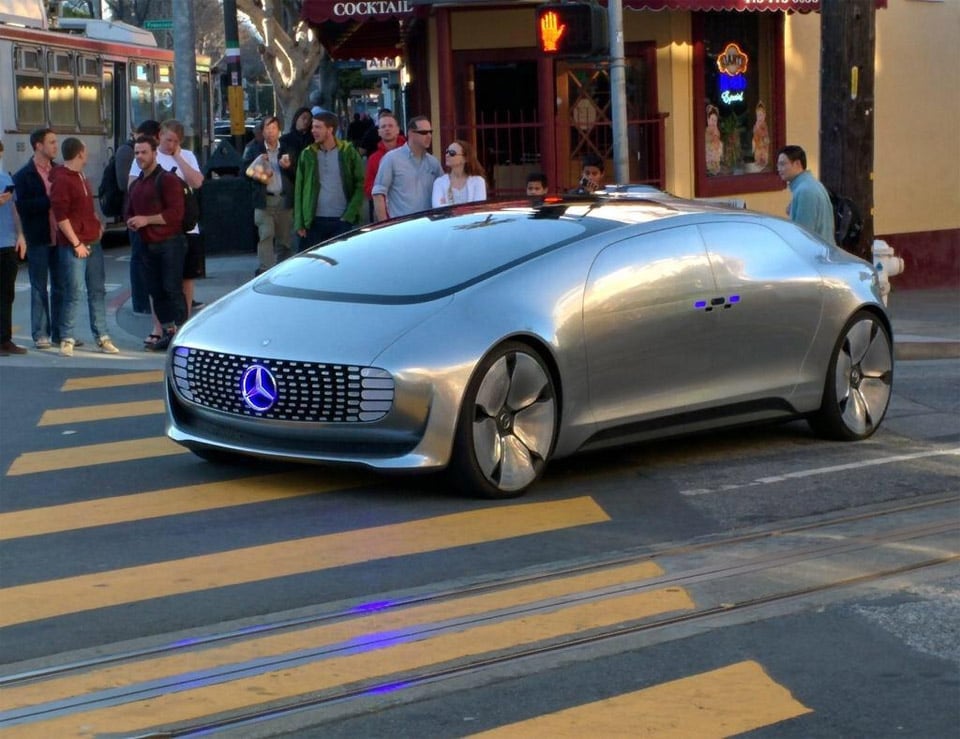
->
<box><xmin>872</xmin><ymin>240</ymin><xmax>904</xmax><ymax>306</ymax></box>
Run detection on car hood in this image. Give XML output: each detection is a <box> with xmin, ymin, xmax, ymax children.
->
<box><xmin>174</xmin><ymin>279</ymin><xmax>453</xmax><ymax>365</ymax></box>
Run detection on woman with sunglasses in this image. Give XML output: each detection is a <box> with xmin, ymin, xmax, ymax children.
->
<box><xmin>432</xmin><ymin>139</ymin><xmax>487</xmax><ymax>207</ymax></box>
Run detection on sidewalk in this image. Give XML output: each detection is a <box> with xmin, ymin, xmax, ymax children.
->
<box><xmin>114</xmin><ymin>252</ymin><xmax>256</xmax><ymax>347</ymax></box>
<box><xmin>885</xmin><ymin>287</ymin><xmax>960</xmax><ymax>360</ymax></box>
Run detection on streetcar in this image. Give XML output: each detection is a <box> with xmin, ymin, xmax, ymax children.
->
<box><xmin>0</xmin><ymin>1</ymin><xmax>214</xmax><ymax>218</ymax></box>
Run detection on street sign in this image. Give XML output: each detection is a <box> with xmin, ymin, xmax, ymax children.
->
<box><xmin>144</xmin><ymin>19</ymin><xmax>173</xmax><ymax>30</ymax></box>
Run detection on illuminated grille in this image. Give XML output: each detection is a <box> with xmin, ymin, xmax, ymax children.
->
<box><xmin>171</xmin><ymin>347</ymin><xmax>394</xmax><ymax>422</ymax></box>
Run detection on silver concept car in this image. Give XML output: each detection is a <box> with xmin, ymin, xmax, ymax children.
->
<box><xmin>165</xmin><ymin>189</ymin><xmax>894</xmax><ymax>498</ymax></box>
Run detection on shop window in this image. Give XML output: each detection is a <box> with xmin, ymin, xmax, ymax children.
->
<box><xmin>693</xmin><ymin>12</ymin><xmax>784</xmax><ymax>197</ymax></box>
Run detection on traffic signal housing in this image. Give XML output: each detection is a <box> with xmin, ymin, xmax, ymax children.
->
<box><xmin>536</xmin><ymin>1</ymin><xmax>608</xmax><ymax>58</ymax></box>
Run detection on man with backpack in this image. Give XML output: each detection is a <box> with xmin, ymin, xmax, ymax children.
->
<box><xmin>125</xmin><ymin>135</ymin><xmax>186</xmax><ymax>352</ymax></box>
<box><xmin>130</xmin><ymin>119</ymin><xmax>204</xmax><ymax>347</ymax></box>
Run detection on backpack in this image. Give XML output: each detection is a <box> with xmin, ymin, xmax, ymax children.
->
<box><xmin>97</xmin><ymin>149</ymin><xmax>125</xmax><ymax>218</ymax></box>
<box><xmin>828</xmin><ymin>190</ymin><xmax>863</xmax><ymax>249</ymax></box>
<box><xmin>154</xmin><ymin>166</ymin><xmax>200</xmax><ymax>233</ymax></box>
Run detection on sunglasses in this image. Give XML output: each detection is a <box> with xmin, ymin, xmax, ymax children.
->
<box><xmin>445</xmin><ymin>149</ymin><xmax>461</xmax><ymax>157</ymax></box>
<box><xmin>412</xmin><ymin>129</ymin><xmax>433</xmax><ymax>135</ymax></box>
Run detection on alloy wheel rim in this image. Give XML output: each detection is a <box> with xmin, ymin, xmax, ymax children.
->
<box><xmin>835</xmin><ymin>318</ymin><xmax>893</xmax><ymax>435</ymax></box>
<box><xmin>472</xmin><ymin>351</ymin><xmax>556</xmax><ymax>492</ymax></box>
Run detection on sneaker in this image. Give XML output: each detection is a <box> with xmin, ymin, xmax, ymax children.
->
<box><xmin>59</xmin><ymin>339</ymin><xmax>75</xmax><ymax>357</ymax></box>
<box><xmin>0</xmin><ymin>341</ymin><xmax>27</xmax><ymax>356</ymax></box>
<box><xmin>98</xmin><ymin>336</ymin><xmax>120</xmax><ymax>354</ymax></box>
<box><xmin>148</xmin><ymin>330</ymin><xmax>175</xmax><ymax>352</ymax></box>
<box><xmin>35</xmin><ymin>337</ymin><xmax>52</xmax><ymax>349</ymax></box>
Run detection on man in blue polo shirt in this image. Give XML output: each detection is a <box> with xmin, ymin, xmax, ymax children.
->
<box><xmin>371</xmin><ymin>116</ymin><xmax>442</xmax><ymax>222</ymax></box>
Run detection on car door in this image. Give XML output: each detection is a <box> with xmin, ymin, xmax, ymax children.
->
<box><xmin>583</xmin><ymin>224</ymin><xmax>718</xmax><ymax>427</ymax></box>
<box><xmin>698</xmin><ymin>220</ymin><xmax>825</xmax><ymax>402</ymax></box>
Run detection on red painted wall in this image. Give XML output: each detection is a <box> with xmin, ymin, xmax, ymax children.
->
<box><xmin>877</xmin><ymin>229</ymin><xmax>960</xmax><ymax>290</ymax></box>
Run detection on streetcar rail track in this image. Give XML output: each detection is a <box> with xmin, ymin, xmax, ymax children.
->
<box><xmin>1</xmin><ymin>493</ymin><xmax>957</xmax><ymax>735</ymax></box>
<box><xmin>2</xmin><ymin>490</ymin><xmax>956</xmax><ymax>691</ymax></box>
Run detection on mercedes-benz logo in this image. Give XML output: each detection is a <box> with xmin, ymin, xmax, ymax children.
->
<box><xmin>240</xmin><ymin>364</ymin><xmax>278</xmax><ymax>412</ymax></box>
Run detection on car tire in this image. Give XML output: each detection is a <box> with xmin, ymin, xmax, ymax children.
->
<box><xmin>450</xmin><ymin>341</ymin><xmax>558</xmax><ymax>499</ymax></box>
<box><xmin>809</xmin><ymin>309</ymin><xmax>893</xmax><ymax>441</ymax></box>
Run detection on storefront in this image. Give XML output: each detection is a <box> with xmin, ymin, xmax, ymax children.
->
<box><xmin>302</xmin><ymin>0</ymin><xmax>959</xmax><ymax>287</ymax></box>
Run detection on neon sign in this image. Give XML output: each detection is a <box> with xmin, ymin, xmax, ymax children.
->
<box><xmin>716</xmin><ymin>42</ymin><xmax>749</xmax><ymax>77</ymax></box>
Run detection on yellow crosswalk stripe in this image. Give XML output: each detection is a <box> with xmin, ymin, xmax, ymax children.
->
<box><xmin>6</xmin><ymin>437</ymin><xmax>187</xmax><ymax>476</ymax></box>
<box><xmin>467</xmin><ymin>660</ymin><xmax>812</xmax><ymax>738</ymax></box>
<box><xmin>1</xmin><ymin>561</ymin><xmax>667</xmax><ymax>713</ymax></box>
<box><xmin>0</xmin><ymin>471</ymin><xmax>367</xmax><ymax>541</ymax></box>
<box><xmin>0</xmin><ymin>497</ymin><xmax>610</xmax><ymax>628</ymax></box>
<box><xmin>38</xmin><ymin>399</ymin><xmax>165</xmax><ymax>426</ymax></box>
<box><xmin>61</xmin><ymin>370</ymin><xmax>163</xmax><ymax>391</ymax></box>
<box><xmin>2</xmin><ymin>586</ymin><xmax>694</xmax><ymax>737</ymax></box>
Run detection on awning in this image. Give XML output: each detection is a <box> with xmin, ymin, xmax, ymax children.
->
<box><xmin>407</xmin><ymin>0</ymin><xmax>886</xmax><ymax>11</ymax></box>
<box><xmin>301</xmin><ymin>0</ymin><xmax>418</xmax><ymax>60</ymax></box>
<box><xmin>621</xmin><ymin>0</ymin><xmax>885</xmax><ymax>10</ymax></box>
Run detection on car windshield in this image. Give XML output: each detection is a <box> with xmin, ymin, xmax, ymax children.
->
<box><xmin>259</xmin><ymin>205</ymin><xmax>622</xmax><ymax>303</ymax></box>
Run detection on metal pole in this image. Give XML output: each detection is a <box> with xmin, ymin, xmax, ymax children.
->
<box><xmin>222</xmin><ymin>0</ymin><xmax>245</xmax><ymax>151</ymax></box>
<box><xmin>173</xmin><ymin>0</ymin><xmax>198</xmax><ymax>151</ymax></box>
<box><xmin>607</xmin><ymin>0</ymin><xmax>629</xmax><ymax>185</ymax></box>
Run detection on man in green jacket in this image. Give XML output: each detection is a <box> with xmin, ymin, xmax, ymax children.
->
<box><xmin>294</xmin><ymin>111</ymin><xmax>365</xmax><ymax>249</ymax></box>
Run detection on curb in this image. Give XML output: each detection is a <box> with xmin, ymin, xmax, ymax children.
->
<box><xmin>895</xmin><ymin>342</ymin><xmax>960</xmax><ymax>361</ymax></box>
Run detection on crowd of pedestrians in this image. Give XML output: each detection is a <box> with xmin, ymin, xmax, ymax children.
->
<box><xmin>0</xmin><ymin>107</ymin><xmax>516</xmax><ymax>357</ymax></box>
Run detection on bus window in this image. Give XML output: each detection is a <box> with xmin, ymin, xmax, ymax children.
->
<box><xmin>155</xmin><ymin>62</ymin><xmax>173</xmax><ymax>119</ymax></box>
<box><xmin>130</xmin><ymin>61</ymin><xmax>153</xmax><ymax>127</ymax></box>
<box><xmin>48</xmin><ymin>50</ymin><xmax>76</xmax><ymax>128</ymax></box>
<box><xmin>15</xmin><ymin>46</ymin><xmax>45</xmax><ymax>127</ymax></box>
<box><xmin>78</xmin><ymin>55</ymin><xmax>101</xmax><ymax>130</ymax></box>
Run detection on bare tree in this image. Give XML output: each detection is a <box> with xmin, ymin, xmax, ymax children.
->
<box><xmin>236</xmin><ymin>0</ymin><xmax>324</xmax><ymax>127</ymax></box>
<box><xmin>102</xmin><ymin>0</ymin><xmax>169</xmax><ymax>26</ymax></box>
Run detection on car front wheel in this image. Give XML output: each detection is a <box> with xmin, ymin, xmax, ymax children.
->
<box><xmin>451</xmin><ymin>342</ymin><xmax>558</xmax><ymax>499</ymax></box>
<box><xmin>809</xmin><ymin>310</ymin><xmax>893</xmax><ymax>440</ymax></box>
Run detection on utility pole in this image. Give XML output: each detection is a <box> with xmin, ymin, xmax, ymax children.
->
<box><xmin>222</xmin><ymin>0</ymin><xmax>246</xmax><ymax>152</ymax></box>
<box><xmin>819</xmin><ymin>0</ymin><xmax>876</xmax><ymax>259</ymax></box>
<box><xmin>607</xmin><ymin>0</ymin><xmax>629</xmax><ymax>185</ymax></box>
<box><xmin>172</xmin><ymin>0</ymin><xmax>198</xmax><ymax>153</ymax></box>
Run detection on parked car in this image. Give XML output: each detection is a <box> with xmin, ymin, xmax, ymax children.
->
<box><xmin>165</xmin><ymin>188</ymin><xmax>894</xmax><ymax>498</ymax></box>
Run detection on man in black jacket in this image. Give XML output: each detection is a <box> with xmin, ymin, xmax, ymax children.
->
<box><xmin>242</xmin><ymin>115</ymin><xmax>296</xmax><ymax>274</ymax></box>
<box><xmin>13</xmin><ymin>128</ymin><xmax>62</xmax><ymax>349</ymax></box>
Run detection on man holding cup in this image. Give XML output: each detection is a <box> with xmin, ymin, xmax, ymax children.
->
<box><xmin>242</xmin><ymin>115</ymin><xmax>296</xmax><ymax>274</ymax></box>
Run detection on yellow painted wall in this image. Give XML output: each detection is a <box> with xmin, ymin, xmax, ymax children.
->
<box><xmin>874</xmin><ymin>0</ymin><xmax>960</xmax><ymax>234</ymax></box>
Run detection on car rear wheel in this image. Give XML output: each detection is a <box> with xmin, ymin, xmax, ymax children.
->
<box><xmin>809</xmin><ymin>310</ymin><xmax>893</xmax><ymax>440</ymax></box>
<box><xmin>451</xmin><ymin>342</ymin><xmax>558</xmax><ymax>499</ymax></box>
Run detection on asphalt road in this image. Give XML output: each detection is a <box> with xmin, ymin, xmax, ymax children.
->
<box><xmin>0</xmin><ymin>355</ymin><xmax>957</xmax><ymax>736</ymax></box>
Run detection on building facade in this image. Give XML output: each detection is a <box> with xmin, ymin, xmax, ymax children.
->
<box><xmin>303</xmin><ymin>0</ymin><xmax>959</xmax><ymax>288</ymax></box>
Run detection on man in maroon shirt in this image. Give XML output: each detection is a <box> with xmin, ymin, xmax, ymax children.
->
<box><xmin>125</xmin><ymin>135</ymin><xmax>186</xmax><ymax>352</ymax></box>
<box><xmin>49</xmin><ymin>137</ymin><xmax>115</xmax><ymax>356</ymax></box>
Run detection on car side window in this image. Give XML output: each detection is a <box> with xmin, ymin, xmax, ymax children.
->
<box><xmin>585</xmin><ymin>225</ymin><xmax>715</xmax><ymax>314</ymax></box>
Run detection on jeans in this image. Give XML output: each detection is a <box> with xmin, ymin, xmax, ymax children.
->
<box><xmin>140</xmin><ymin>235</ymin><xmax>187</xmax><ymax>329</ymax></box>
<box><xmin>26</xmin><ymin>243</ymin><xmax>61</xmax><ymax>342</ymax></box>
<box><xmin>303</xmin><ymin>217</ymin><xmax>352</xmax><ymax>249</ymax></box>
<box><xmin>56</xmin><ymin>242</ymin><xmax>108</xmax><ymax>343</ymax></box>
<box><xmin>128</xmin><ymin>228</ymin><xmax>151</xmax><ymax>313</ymax></box>
<box><xmin>0</xmin><ymin>246</ymin><xmax>18</xmax><ymax>344</ymax></box>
